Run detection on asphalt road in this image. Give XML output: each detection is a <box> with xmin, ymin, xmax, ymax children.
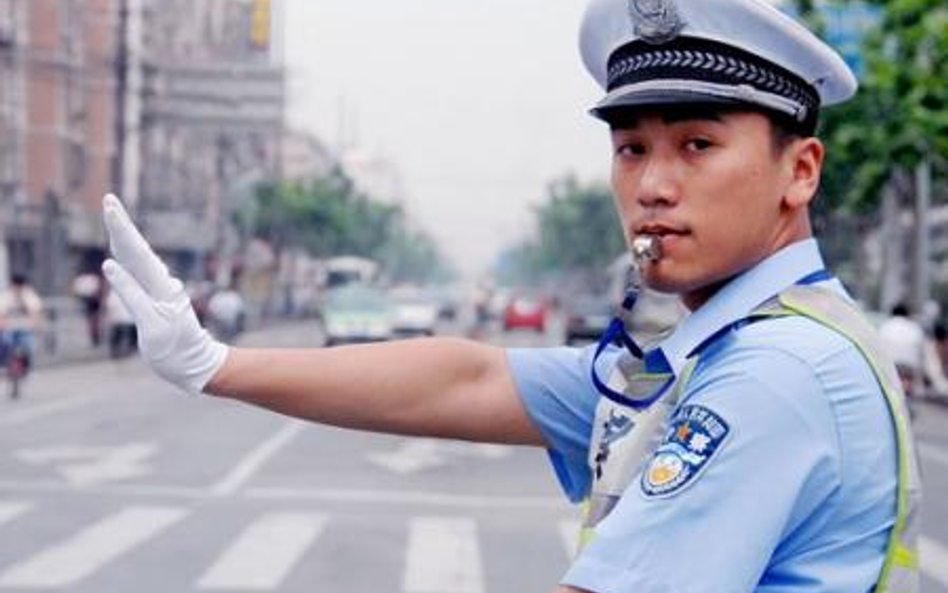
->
<box><xmin>0</xmin><ymin>319</ymin><xmax>945</xmax><ymax>592</ymax></box>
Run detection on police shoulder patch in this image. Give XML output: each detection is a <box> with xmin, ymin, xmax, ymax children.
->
<box><xmin>641</xmin><ymin>404</ymin><xmax>730</xmax><ymax>498</ymax></box>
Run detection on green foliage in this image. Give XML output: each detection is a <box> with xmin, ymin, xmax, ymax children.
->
<box><xmin>817</xmin><ymin>0</ymin><xmax>947</xmax><ymax>212</ymax></box>
<box><xmin>499</xmin><ymin>176</ymin><xmax>625</xmax><ymax>283</ymax></box>
<box><xmin>240</xmin><ymin>168</ymin><xmax>450</xmax><ymax>283</ymax></box>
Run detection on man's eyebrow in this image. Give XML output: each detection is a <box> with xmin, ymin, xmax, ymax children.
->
<box><xmin>661</xmin><ymin>107</ymin><xmax>726</xmax><ymax>124</ymax></box>
<box><xmin>609</xmin><ymin>106</ymin><xmax>727</xmax><ymax>130</ymax></box>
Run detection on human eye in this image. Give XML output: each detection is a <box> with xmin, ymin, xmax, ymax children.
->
<box><xmin>684</xmin><ymin>137</ymin><xmax>714</xmax><ymax>152</ymax></box>
<box><xmin>614</xmin><ymin>141</ymin><xmax>646</xmax><ymax>157</ymax></box>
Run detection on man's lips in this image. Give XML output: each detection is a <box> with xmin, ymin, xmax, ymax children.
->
<box><xmin>634</xmin><ymin>222</ymin><xmax>689</xmax><ymax>237</ymax></box>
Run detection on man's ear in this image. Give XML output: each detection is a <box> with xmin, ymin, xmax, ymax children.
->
<box><xmin>783</xmin><ymin>137</ymin><xmax>824</xmax><ymax>209</ymax></box>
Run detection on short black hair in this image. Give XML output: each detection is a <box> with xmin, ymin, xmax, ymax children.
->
<box><xmin>892</xmin><ymin>303</ymin><xmax>911</xmax><ymax>317</ymax></box>
<box><xmin>605</xmin><ymin>102</ymin><xmax>818</xmax><ymax>150</ymax></box>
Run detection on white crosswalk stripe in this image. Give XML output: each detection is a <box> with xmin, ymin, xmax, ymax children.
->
<box><xmin>0</xmin><ymin>501</ymin><xmax>33</xmax><ymax>527</ymax></box>
<box><xmin>403</xmin><ymin>516</ymin><xmax>483</xmax><ymax>593</ymax></box>
<box><xmin>0</xmin><ymin>505</ymin><xmax>187</xmax><ymax>589</ymax></box>
<box><xmin>921</xmin><ymin>536</ymin><xmax>948</xmax><ymax>587</ymax></box>
<box><xmin>196</xmin><ymin>511</ymin><xmax>326</xmax><ymax>590</ymax></box>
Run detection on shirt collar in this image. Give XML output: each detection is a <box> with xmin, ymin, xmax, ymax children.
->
<box><xmin>658</xmin><ymin>238</ymin><xmax>828</xmax><ymax>376</ymax></box>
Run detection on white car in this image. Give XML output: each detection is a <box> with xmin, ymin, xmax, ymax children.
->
<box><xmin>391</xmin><ymin>289</ymin><xmax>440</xmax><ymax>337</ymax></box>
<box><xmin>320</xmin><ymin>285</ymin><xmax>393</xmax><ymax>346</ymax></box>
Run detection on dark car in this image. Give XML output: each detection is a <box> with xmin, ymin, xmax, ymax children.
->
<box><xmin>563</xmin><ymin>293</ymin><xmax>614</xmax><ymax>345</ymax></box>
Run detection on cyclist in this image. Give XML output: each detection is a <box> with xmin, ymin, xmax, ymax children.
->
<box><xmin>0</xmin><ymin>273</ymin><xmax>45</xmax><ymax>373</ymax></box>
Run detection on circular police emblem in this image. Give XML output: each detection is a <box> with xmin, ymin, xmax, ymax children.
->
<box><xmin>641</xmin><ymin>404</ymin><xmax>730</xmax><ymax>498</ymax></box>
<box><xmin>628</xmin><ymin>0</ymin><xmax>684</xmax><ymax>45</ymax></box>
<box><xmin>645</xmin><ymin>452</ymin><xmax>684</xmax><ymax>488</ymax></box>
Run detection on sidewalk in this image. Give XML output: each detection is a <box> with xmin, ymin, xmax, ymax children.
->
<box><xmin>30</xmin><ymin>300</ymin><xmax>303</xmax><ymax>369</ymax></box>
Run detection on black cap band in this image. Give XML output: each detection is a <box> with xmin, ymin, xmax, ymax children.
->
<box><xmin>605</xmin><ymin>37</ymin><xmax>820</xmax><ymax>120</ymax></box>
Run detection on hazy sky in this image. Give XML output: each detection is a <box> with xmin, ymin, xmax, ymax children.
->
<box><xmin>282</xmin><ymin>0</ymin><xmax>612</xmax><ymax>279</ymax></box>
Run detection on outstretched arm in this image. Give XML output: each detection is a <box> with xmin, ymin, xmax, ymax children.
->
<box><xmin>102</xmin><ymin>194</ymin><xmax>544</xmax><ymax>446</ymax></box>
<box><xmin>210</xmin><ymin>337</ymin><xmax>541</xmax><ymax>445</ymax></box>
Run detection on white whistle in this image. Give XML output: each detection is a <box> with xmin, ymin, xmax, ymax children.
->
<box><xmin>631</xmin><ymin>235</ymin><xmax>662</xmax><ymax>263</ymax></box>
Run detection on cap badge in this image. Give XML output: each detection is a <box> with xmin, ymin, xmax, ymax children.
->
<box><xmin>628</xmin><ymin>0</ymin><xmax>684</xmax><ymax>45</ymax></box>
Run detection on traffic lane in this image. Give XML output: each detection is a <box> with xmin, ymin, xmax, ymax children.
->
<box><xmin>914</xmin><ymin>400</ymin><xmax>948</xmax><ymax>591</ymax></box>
<box><xmin>237</xmin><ymin>425</ymin><xmax>567</xmax><ymax>500</ymax></box>
<box><xmin>0</xmin><ymin>358</ymin><xmax>304</xmax><ymax>493</ymax></box>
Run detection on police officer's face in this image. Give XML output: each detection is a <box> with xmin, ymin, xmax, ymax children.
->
<box><xmin>609</xmin><ymin>106</ymin><xmax>822</xmax><ymax>309</ymax></box>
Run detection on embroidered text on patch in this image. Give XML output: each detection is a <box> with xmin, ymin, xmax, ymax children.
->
<box><xmin>641</xmin><ymin>404</ymin><xmax>729</xmax><ymax>498</ymax></box>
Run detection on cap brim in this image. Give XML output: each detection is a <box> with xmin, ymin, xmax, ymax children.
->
<box><xmin>590</xmin><ymin>89</ymin><xmax>744</xmax><ymax>123</ymax></box>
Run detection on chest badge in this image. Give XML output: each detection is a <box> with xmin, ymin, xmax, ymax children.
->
<box><xmin>642</xmin><ymin>404</ymin><xmax>729</xmax><ymax>498</ymax></box>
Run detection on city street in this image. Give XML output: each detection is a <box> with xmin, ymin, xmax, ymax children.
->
<box><xmin>0</xmin><ymin>320</ymin><xmax>946</xmax><ymax>592</ymax></box>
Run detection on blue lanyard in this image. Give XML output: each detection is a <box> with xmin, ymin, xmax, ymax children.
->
<box><xmin>590</xmin><ymin>269</ymin><xmax>831</xmax><ymax>409</ymax></box>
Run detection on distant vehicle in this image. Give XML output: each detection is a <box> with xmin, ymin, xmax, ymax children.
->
<box><xmin>563</xmin><ymin>293</ymin><xmax>614</xmax><ymax>345</ymax></box>
<box><xmin>206</xmin><ymin>288</ymin><xmax>247</xmax><ymax>342</ymax></box>
<box><xmin>503</xmin><ymin>294</ymin><xmax>549</xmax><ymax>332</ymax></box>
<box><xmin>322</xmin><ymin>256</ymin><xmax>379</xmax><ymax>289</ymax></box>
<box><xmin>321</xmin><ymin>285</ymin><xmax>393</xmax><ymax>346</ymax></box>
<box><xmin>391</xmin><ymin>289</ymin><xmax>440</xmax><ymax>338</ymax></box>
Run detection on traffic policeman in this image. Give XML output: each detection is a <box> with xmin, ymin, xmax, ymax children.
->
<box><xmin>101</xmin><ymin>0</ymin><xmax>920</xmax><ymax>591</ymax></box>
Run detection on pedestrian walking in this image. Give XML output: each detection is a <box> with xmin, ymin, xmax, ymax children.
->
<box><xmin>101</xmin><ymin>0</ymin><xmax>921</xmax><ymax>591</ymax></box>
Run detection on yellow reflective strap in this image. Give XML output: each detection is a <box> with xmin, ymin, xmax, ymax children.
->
<box><xmin>773</xmin><ymin>290</ymin><xmax>918</xmax><ymax>593</ymax></box>
<box><xmin>578</xmin><ymin>526</ymin><xmax>595</xmax><ymax>550</ymax></box>
<box><xmin>891</xmin><ymin>544</ymin><xmax>919</xmax><ymax>569</ymax></box>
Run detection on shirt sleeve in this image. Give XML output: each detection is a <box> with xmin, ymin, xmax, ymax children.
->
<box><xmin>507</xmin><ymin>344</ymin><xmax>618</xmax><ymax>502</ymax></box>
<box><xmin>563</xmin><ymin>342</ymin><xmax>841</xmax><ymax>593</ymax></box>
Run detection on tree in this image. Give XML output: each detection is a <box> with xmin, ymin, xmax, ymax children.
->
<box><xmin>240</xmin><ymin>168</ymin><xmax>450</xmax><ymax>284</ymax></box>
<box><xmin>792</xmin><ymin>0</ymin><xmax>947</xmax><ymax>305</ymax></box>
<box><xmin>500</xmin><ymin>176</ymin><xmax>625</xmax><ymax>285</ymax></box>
<box><xmin>818</xmin><ymin>0</ymin><xmax>947</xmax><ymax>214</ymax></box>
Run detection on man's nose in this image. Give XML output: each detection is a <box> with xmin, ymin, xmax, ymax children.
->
<box><xmin>637</xmin><ymin>157</ymin><xmax>680</xmax><ymax>207</ymax></box>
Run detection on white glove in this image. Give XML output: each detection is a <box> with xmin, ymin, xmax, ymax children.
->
<box><xmin>101</xmin><ymin>194</ymin><xmax>228</xmax><ymax>395</ymax></box>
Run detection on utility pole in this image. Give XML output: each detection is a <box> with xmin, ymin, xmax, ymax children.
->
<box><xmin>913</xmin><ymin>157</ymin><xmax>932</xmax><ymax>317</ymax></box>
<box><xmin>112</xmin><ymin>0</ymin><xmax>143</xmax><ymax>215</ymax></box>
<box><xmin>113</xmin><ymin>0</ymin><xmax>128</xmax><ymax>203</ymax></box>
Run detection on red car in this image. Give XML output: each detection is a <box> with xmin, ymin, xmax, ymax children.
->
<box><xmin>503</xmin><ymin>294</ymin><xmax>549</xmax><ymax>332</ymax></box>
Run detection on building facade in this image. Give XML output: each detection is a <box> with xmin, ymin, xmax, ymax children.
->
<box><xmin>0</xmin><ymin>0</ymin><xmax>284</xmax><ymax>293</ymax></box>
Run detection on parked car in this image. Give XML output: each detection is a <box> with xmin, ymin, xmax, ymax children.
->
<box><xmin>563</xmin><ymin>293</ymin><xmax>614</xmax><ymax>344</ymax></box>
<box><xmin>320</xmin><ymin>285</ymin><xmax>393</xmax><ymax>346</ymax></box>
<box><xmin>503</xmin><ymin>294</ymin><xmax>549</xmax><ymax>332</ymax></box>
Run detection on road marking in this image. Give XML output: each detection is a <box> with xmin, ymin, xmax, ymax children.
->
<box><xmin>921</xmin><ymin>536</ymin><xmax>948</xmax><ymax>587</ymax></box>
<box><xmin>0</xmin><ymin>501</ymin><xmax>33</xmax><ymax>526</ymax></box>
<box><xmin>0</xmin><ymin>394</ymin><xmax>110</xmax><ymax>427</ymax></box>
<box><xmin>369</xmin><ymin>439</ymin><xmax>512</xmax><ymax>474</ymax></box>
<box><xmin>558</xmin><ymin>519</ymin><xmax>580</xmax><ymax>559</ymax></box>
<box><xmin>369</xmin><ymin>439</ymin><xmax>446</xmax><ymax>474</ymax></box>
<box><xmin>0</xmin><ymin>479</ymin><xmax>206</xmax><ymax>499</ymax></box>
<box><xmin>14</xmin><ymin>442</ymin><xmax>157</xmax><ymax>487</ymax></box>
<box><xmin>246</xmin><ymin>486</ymin><xmax>567</xmax><ymax>510</ymax></box>
<box><xmin>918</xmin><ymin>442</ymin><xmax>948</xmax><ymax>471</ymax></box>
<box><xmin>196</xmin><ymin>512</ymin><xmax>326</xmax><ymax>590</ymax></box>
<box><xmin>0</xmin><ymin>505</ymin><xmax>187</xmax><ymax>588</ymax></box>
<box><xmin>210</xmin><ymin>419</ymin><xmax>304</xmax><ymax>496</ymax></box>
<box><xmin>403</xmin><ymin>517</ymin><xmax>483</xmax><ymax>593</ymax></box>
<box><xmin>0</xmin><ymin>479</ymin><xmax>571</xmax><ymax>511</ymax></box>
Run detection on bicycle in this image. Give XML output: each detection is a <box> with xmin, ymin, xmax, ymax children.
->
<box><xmin>0</xmin><ymin>330</ymin><xmax>32</xmax><ymax>400</ymax></box>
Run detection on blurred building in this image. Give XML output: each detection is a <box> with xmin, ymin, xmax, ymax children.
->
<box><xmin>0</xmin><ymin>0</ymin><xmax>285</xmax><ymax>293</ymax></box>
<box><xmin>281</xmin><ymin>129</ymin><xmax>336</xmax><ymax>182</ymax></box>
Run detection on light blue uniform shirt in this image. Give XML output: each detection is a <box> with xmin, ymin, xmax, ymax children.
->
<box><xmin>508</xmin><ymin>239</ymin><xmax>897</xmax><ymax>593</ymax></box>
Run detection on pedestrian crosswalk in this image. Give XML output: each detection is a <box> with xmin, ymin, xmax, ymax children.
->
<box><xmin>403</xmin><ymin>517</ymin><xmax>483</xmax><ymax>593</ymax></box>
<box><xmin>195</xmin><ymin>512</ymin><xmax>326</xmax><ymax>590</ymax></box>
<box><xmin>0</xmin><ymin>499</ymin><xmax>576</xmax><ymax>591</ymax></box>
<box><xmin>0</xmin><ymin>506</ymin><xmax>187</xmax><ymax>589</ymax></box>
<box><xmin>0</xmin><ymin>499</ymin><xmax>945</xmax><ymax>591</ymax></box>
